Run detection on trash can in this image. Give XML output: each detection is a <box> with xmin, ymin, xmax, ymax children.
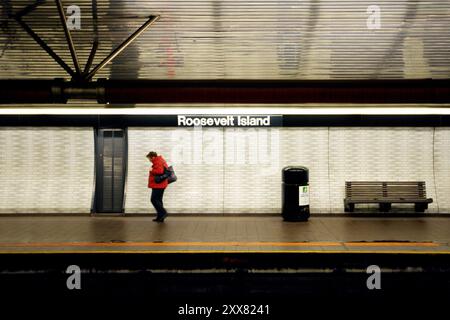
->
<box><xmin>282</xmin><ymin>166</ymin><xmax>310</xmax><ymax>221</ymax></box>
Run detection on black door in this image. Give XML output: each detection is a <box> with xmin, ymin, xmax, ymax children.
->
<box><xmin>95</xmin><ymin>129</ymin><xmax>127</xmax><ymax>213</ymax></box>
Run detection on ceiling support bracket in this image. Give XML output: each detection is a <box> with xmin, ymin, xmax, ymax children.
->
<box><xmin>55</xmin><ymin>0</ymin><xmax>82</xmax><ymax>76</ymax></box>
<box><xmin>9</xmin><ymin>1</ymin><xmax>159</xmax><ymax>83</ymax></box>
<box><xmin>84</xmin><ymin>15</ymin><xmax>160</xmax><ymax>81</ymax></box>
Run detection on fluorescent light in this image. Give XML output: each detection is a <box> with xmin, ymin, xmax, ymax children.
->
<box><xmin>0</xmin><ymin>106</ymin><xmax>450</xmax><ymax>115</ymax></box>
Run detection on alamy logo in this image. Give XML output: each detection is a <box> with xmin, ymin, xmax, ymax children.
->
<box><xmin>66</xmin><ymin>265</ymin><xmax>81</xmax><ymax>290</ymax></box>
<box><xmin>170</xmin><ymin>126</ymin><xmax>280</xmax><ymax>175</ymax></box>
<box><xmin>366</xmin><ymin>265</ymin><xmax>381</xmax><ymax>290</ymax></box>
<box><xmin>67</xmin><ymin>5</ymin><xmax>81</xmax><ymax>30</ymax></box>
<box><xmin>367</xmin><ymin>5</ymin><xmax>381</xmax><ymax>29</ymax></box>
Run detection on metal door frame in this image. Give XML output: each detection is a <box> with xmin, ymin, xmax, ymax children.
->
<box><xmin>92</xmin><ymin>127</ymin><xmax>128</xmax><ymax>214</ymax></box>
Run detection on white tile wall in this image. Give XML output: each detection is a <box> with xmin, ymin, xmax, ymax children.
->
<box><xmin>1</xmin><ymin>127</ymin><xmax>445</xmax><ymax>215</ymax></box>
<box><xmin>126</xmin><ymin>127</ymin><xmax>224</xmax><ymax>214</ymax></box>
<box><xmin>280</xmin><ymin>128</ymin><xmax>330</xmax><ymax>213</ymax></box>
<box><xmin>0</xmin><ymin>128</ymin><xmax>94</xmax><ymax>213</ymax></box>
<box><xmin>329</xmin><ymin>127</ymin><xmax>438</xmax><ymax>212</ymax></box>
<box><xmin>434</xmin><ymin>128</ymin><xmax>450</xmax><ymax>213</ymax></box>
<box><xmin>223</xmin><ymin>128</ymin><xmax>282</xmax><ymax>213</ymax></box>
<box><xmin>127</xmin><ymin>127</ymin><xmax>446</xmax><ymax>214</ymax></box>
<box><xmin>127</xmin><ymin>127</ymin><xmax>329</xmax><ymax>214</ymax></box>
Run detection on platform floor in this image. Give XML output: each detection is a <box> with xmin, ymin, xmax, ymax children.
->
<box><xmin>0</xmin><ymin>216</ymin><xmax>450</xmax><ymax>254</ymax></box>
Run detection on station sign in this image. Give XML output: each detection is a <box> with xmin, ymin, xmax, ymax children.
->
<box><xmin>177</xmin><ymin>115</ymin><xmax>283</xmax><ymax>127</ymax></box>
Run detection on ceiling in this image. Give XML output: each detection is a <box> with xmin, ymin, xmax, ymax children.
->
<box><xmin>1</xmin><ymin>0</ymin><xmax>450</xmax><ymax>80</ymax></box>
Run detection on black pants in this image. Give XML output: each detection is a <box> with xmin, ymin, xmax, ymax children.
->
<box><xmin>151</xmin><ymin>188</ymin><xmax>167</xmax><ymax>218</ymax></box>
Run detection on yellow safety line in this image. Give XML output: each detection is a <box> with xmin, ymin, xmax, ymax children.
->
<box><xmin>345</xmin><ymin>242</ymin><xmax>440</xmax><ymax>247</ymax></box>
<box><xmin>0</xmin><ymin>241</ymin><xmax>340</xmax><ymax>247</ymax></box>
<box><xmin>0</xmin><ymin>250</ymin><xmax>449</xmax><ymax>255</ymax></box>
<box><xmin>0</xmin><ymin>241</ymin><xmax>441</xmax><ymax>247</ymax></box>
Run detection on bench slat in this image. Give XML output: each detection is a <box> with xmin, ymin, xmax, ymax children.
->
<box><xmin>346</xmin><ymin>199</ymin><xmax>432</xmax><ymax>204</ymax></box>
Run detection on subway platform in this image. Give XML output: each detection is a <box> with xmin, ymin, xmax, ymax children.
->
<box><xmin>1</xmin><ymin>216</ymin><xmax>450</xmax><ymax>254</ymax></box>
<box><xmin>1</xmin><ymin>215</ymin><xmax>450</xmax><ymax>307</ymax></box>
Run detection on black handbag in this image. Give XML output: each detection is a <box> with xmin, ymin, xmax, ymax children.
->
<box><xmin>166</xmin><ymin>166</ymin><xmax>177</xmax><ymax>184</ymax></box>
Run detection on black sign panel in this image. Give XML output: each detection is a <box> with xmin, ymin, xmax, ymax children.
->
<box><xmin>0</xmin><ymin>115</ymin><xmax>449</xmax><ymax>127</ymax></box>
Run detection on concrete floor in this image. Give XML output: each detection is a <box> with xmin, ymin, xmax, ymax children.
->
<box><xmin>0</xmin><ymin>216</ymin><xmax>449</xmax><ymax>253</ymax></box>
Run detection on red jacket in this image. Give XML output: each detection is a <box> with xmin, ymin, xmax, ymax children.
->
<box><xmin>148</xmin><ymin>155</ymin><xmax>169</xmax><ymax>189</ymax></box>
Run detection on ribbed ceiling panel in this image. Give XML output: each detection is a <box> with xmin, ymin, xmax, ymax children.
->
<box><xmin>0</xmin><ymin>0</ymin><xmax>449</xmax><ymax>79</ymax></box>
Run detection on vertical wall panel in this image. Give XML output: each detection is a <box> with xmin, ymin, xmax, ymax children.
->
<box><xmin>222</xmin><ymin>128</ymin><xmax>329</xmax><ymax>213</ymax></box>
<box><xmin>126</xmin><ymin>128</ymin><xmax>224</xmax><ymax>213</ymax></box>
<box><xmin>223</xmin><ymin>128</ymin><xmax>281</xmax><ymax>213</ymax></box>
<box><xmin>126</xmin><ymin>127</ymin><xmax>448</xmax><ymax>215</ymax></box>
<box><xmin>280</xmin><ymin>128</ymin><xmax>330</xmax><ymax>213</ymax></box>
<box><xmin>0</xmin><ymin>128</ymin><xmax>94</xmax><ymax>213</ymax></box>
<box><xmin>329</xmin><ymin>128</ymin><xmax>438</xmax><ymax>212</ymax></box>
<box><xmin>434</xmin><ymin>128</ymin><xmax>450</xmax><ymax>213</ymax></box>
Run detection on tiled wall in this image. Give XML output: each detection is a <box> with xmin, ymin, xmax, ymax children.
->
<box><xmin>280</xmin><ymin>128</ymin><xmax>330</xmax><ymax>213</ymax></box>
<box><xmin>0</xmin><ymin>128</ymin><xmax>95</xmax><ymax>213</ymax></box>
<box><xmin>329</xmin><ymin>128</ymin><xmax>438</xmax><ymax>212</ymax></box>
<box><xmin>0</xmin><ymin>127</ymin><xmax>447</xmax><ymax>214</ymax></box>
<box><xmin>434</xmin><ymin>128</ymin><xmax>450</xmax><ymax>212</ymax></box>
<box><xmin>127</xmin><ymin>128</ymin><xmax>224</xmax><ymax>213</ymax></box>
<box><xmin>125</xmin><ymin>127</ymin><xmax>450</xmax><ymax>214</ymax></box>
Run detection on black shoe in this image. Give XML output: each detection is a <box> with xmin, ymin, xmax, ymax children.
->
<box><xmin>152</xmin><ymin>218</ymin><xmax>161</xmax><ymax>222</ymax></box>
<box><xmin>159</xmin><ymin>214</ymin><xmax>168</xmax><ymax>222</ymax></box>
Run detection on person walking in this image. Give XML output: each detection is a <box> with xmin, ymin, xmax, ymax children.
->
<box><xmin>147</xmin><ymin>151</ymin><xmax>169</xmax><ymax>222</ymax></box>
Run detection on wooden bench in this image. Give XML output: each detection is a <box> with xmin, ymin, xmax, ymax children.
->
<box><xmin>344</xmin><ymin>181</ymin><xmax>433</xmax><ymax>213</ymax></box>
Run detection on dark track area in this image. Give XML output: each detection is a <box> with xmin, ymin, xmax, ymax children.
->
<box><xmin>1</xmin><ymin>252</ymin><xmax>449</xmax><ymax>300</ymax></box>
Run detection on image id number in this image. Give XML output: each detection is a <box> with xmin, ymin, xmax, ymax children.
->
<box><xmin>222</xmin><ymin>304</ymin><xmax>270</xmax><ymax>315</ymax></box>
